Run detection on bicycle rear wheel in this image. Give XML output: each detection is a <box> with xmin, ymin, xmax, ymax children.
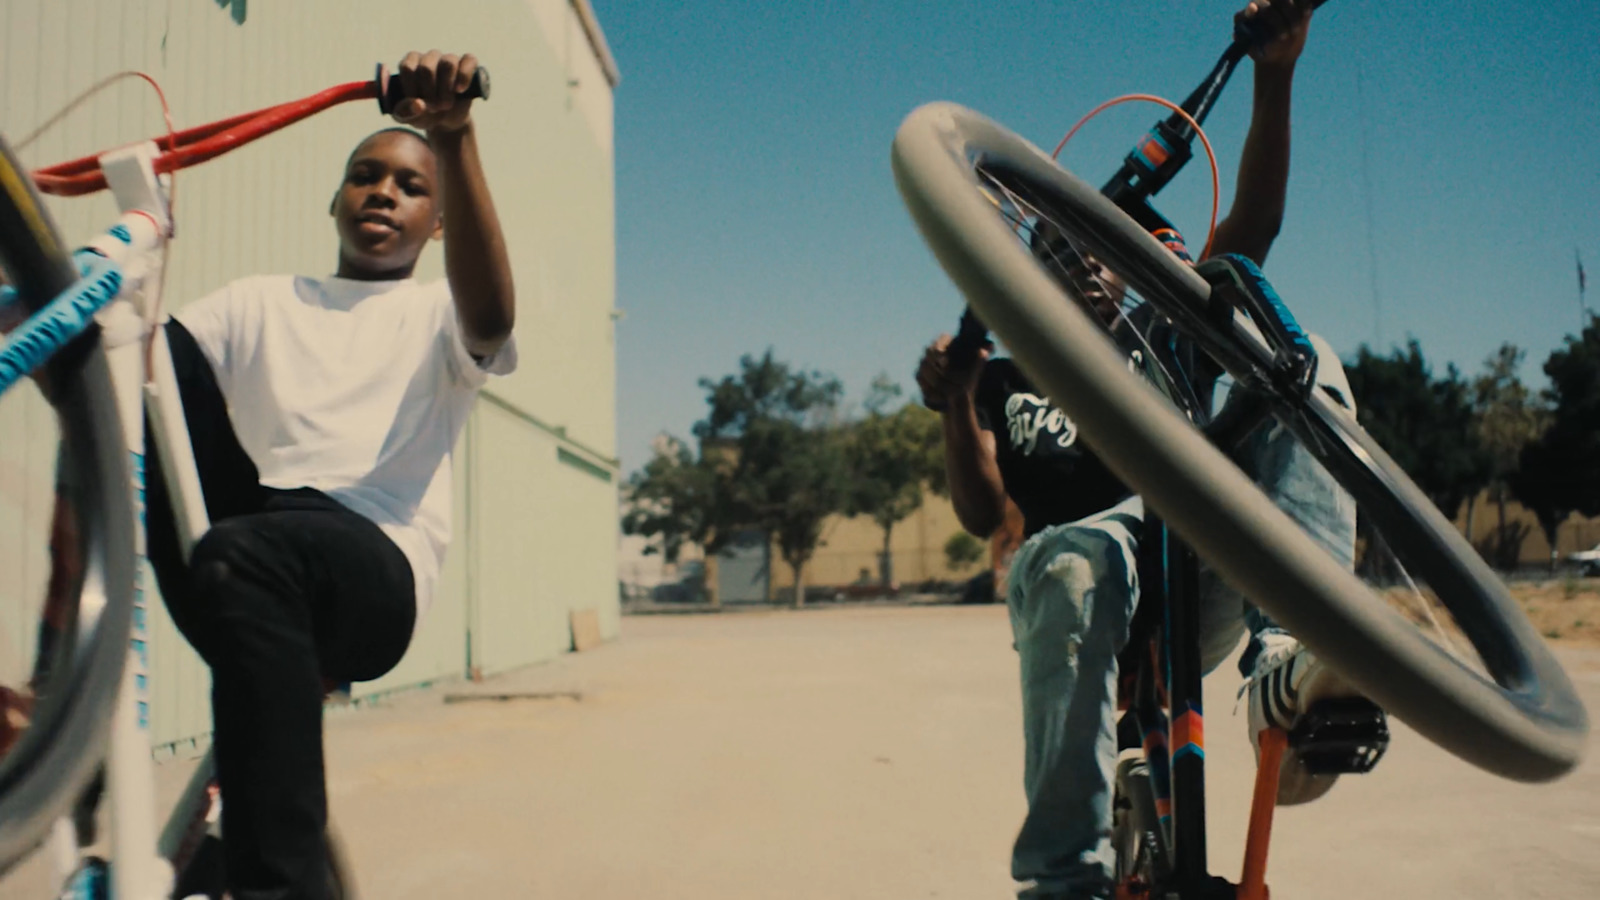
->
<box><xmin>891</xmin><ymin>101</ymin><xmax>1587</xmax><ymax>781</ymax></box>
<box><xmin>0</xmin><ymin>134</ymin><xmax>137</xmax><ymax>874</ymax></box>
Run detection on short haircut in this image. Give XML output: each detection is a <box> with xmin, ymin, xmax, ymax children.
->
<box><xmin>343</xmin><ymin>127</ymin><xmax>432</xmax><ymax>171</ymax></box>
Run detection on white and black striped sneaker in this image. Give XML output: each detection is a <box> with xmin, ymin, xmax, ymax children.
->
<box><xmin>1243</xmin><ymin>633</ymin><xmax>1369</xmax><ymax>806</ymax></box>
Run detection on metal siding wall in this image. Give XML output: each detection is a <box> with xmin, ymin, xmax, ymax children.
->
<box><xmin>0</xmin><ymin>0</ymin><xmax>616</xmax><ymax>746</ymax></box>
<box><xmin>469</xmin><ymin>402</ymin><xmax>562</xmax><ymax>671</ymax></box>
<box><xmin>555</xmin><ymin>446</ymin><xmax>622</xmax><ymax>641</ymax></box>
<box><xmin>360</xmin><ymin>442</ymin><xmax>473</xmax><ymax>696</ymax></box>
<box><xmin>486</xmin><ymin>1</ymin><xmax>619</xmax><ymax>460</ymax></box>
<box><xmin>469</xmin><ymin>400</ymin><xmax>620</xmax><ymax>675</ymax></box>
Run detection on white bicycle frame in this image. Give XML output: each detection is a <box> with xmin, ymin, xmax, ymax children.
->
<box><xmin>43</xmin><ymin>141</ymin><xmax>218</xmax><ymax>900</ymax></box>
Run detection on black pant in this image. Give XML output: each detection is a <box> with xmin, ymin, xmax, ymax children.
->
<box><xmin>145</xmin><ymin>321</ymin><xmax>415</xmax><ymax>900</ymax></box>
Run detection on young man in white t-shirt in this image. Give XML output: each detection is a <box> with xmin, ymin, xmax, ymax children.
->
<box><xmin>14</xmin><ymin>50</ymin><xmax>515</xmax><ymax>900</ymax></box>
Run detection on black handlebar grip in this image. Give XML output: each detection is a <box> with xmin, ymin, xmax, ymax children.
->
<box><xmin>1233</xmin><ymin>0</ymin><xmax>1331</xmax><ymax>49</ymax></box>
<box><xmin>924</xmin><ymin>309</ymin><xmax>990</xmax><ymax>412</ymax></box>
<box><xmin>946</xmin><ymin>308</ymin><xmax>989</xmax><ymax>369</ymax></box>
<box><xmin>376</xmin><ymin>63</ymin><xmax>491</xmax><ymax>116</ymax></box>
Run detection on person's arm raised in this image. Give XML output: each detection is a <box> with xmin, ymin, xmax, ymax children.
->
<box><xmin>1207</xmin><ymin>0</ymin><xmax>1315</xmax><ymax>266</ymax></box>
<box><xmin>917</xmin><ymin>336</ymin><xmax>1007</xmax><ymax>538</ymax></box>
<box><xmin>392</xmin><ymin>50</ymin><xmax>515</xmax><ymax>358</ymax></box>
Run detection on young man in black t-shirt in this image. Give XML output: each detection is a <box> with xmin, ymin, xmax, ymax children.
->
<box><xmin>917</xmin><ymin>3</ymin><xmax>1378</xmax><ymax>897</ymax></box>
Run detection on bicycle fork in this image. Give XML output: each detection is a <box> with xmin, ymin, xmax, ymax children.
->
<box><xmin>48</xmin><ymin>139</ymin><xmax>208</xmax><ymax>900</ymax></box>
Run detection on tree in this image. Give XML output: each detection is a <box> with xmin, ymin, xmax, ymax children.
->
<box><xmin>1344</xmin><ymin>341</ymin><xmax>1490</xmax><ymax>520</ymax></box>
<box><xmin>842</xmin><ymin>375</ymin><xmax>946</xmax><ymax>588</ymax></box>
<box><xmin>1510</xmin><ymin>313</ymin><xmax>1600</xmax><ymax>570</ymax></box>
<box><xmin>1344</xmin><ymin>341</ymin><xmax>1490</xmax><ymax>580</ymax></box>
<box><xmin>621</xmin><ymin>434</ymin><xmax>734</xmax><ymax>604</ymax></box>
<box><xmin>622</xmin><ymin>435</ymin><xmax>712</xmax><ymax>564</ymax></box>
<box><xmin>1507</xmin><ymin>444</ymin><xmax>1569</xmax><ymax>574</ymax></box>
<box><xmin>944</xmin><ymin>531</ymin><xmax>985</xmax><ymax>572</ymax></box>
<box><xmin>693</xmin><ymin>349</ymin><xmax>843</xmax><ymax>443</ymax></box>
<box><xmin>696</xmin><ymin>350</ymin><xmax>848</xmax><ymax>607</ymax></box>
<box><xmin>749</xmin><ymin>418</ymin><xmax>849</xmax><ymax>606</ymax></box>
<box><xmin>1537</xmin><ymin>313</ymin><xmax>1600</xmax><ymax>516</ymax></box>
<box><xmin>1471</xmin><ymin>344</ymin><xmax>1551</xmax><ymax>569</ymax></box>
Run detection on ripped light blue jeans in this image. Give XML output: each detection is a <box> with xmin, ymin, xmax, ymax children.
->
<box><xmin>1008</xmin><ymin>336</ymin><xmax>1356</xmax><ymax>899</ymax></box>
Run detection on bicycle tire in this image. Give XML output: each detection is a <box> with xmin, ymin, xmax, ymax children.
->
<box><xmin>891</xmin><ymin>101</ymin><xmax>1587</xmax><ymax>781</ymax></box>
<box><xmin>0</xmin><ymin>134</ymin><xmax>138</xmax><ymax>874</ymax></box>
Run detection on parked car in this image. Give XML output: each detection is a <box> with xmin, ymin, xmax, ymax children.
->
<box><xmin>1569</xmin><ymin>543</ymin><xmax>1600</xmax><ymax>577</ymax></box>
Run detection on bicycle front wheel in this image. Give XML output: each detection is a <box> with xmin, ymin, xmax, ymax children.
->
<box><xmin>890</xmin><ymin>101</ymin><xmax>1587</xmax><ymax>781</ymax></box>
<box><xmin>0</xmin><ymin>134</ymin><xmax>138</xmax><ymax>874</ymax></box>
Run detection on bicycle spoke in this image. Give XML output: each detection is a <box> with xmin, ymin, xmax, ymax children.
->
<box><xmin>976</xmin><ymin>165</ymin><xmax>1199</xmax><ymax>418</ymax></box>
<box><xmin>977</xmin><ymin>153</ymin><xmax>1496</xmax><ymax>687</ymax></box>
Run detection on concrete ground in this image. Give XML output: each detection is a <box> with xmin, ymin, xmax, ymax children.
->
<box><xmin>5</xmin><ymin>604</ymin><xmax>1600</xmax><ymax>899</ymax></box>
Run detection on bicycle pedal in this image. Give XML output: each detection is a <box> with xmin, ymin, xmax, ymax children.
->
<box><xmin>1287</xmin><ymin>697</ymin><xmax>1388</xmax><ymax>775</ymax></box>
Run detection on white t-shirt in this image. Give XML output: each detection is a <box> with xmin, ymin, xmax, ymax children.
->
<box><xmin>177</xmin><ymin>274</ymin><xmax>516</xmax><ymax>621</ymax></box>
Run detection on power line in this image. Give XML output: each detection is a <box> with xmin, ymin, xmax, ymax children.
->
<box><xmin>1355</xmin><ymin>57</ymin><xmax>1383</xmax><ymax>347</ymax></box>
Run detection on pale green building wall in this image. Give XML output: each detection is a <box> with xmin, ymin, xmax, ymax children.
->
<box><xmin>0</xmin><ymin>0</ymin><xmax>619</xmax><ymax>750</ymax></box>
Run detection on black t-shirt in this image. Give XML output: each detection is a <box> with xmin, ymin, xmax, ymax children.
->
<box><xmin>975</xmin><ymin>358</ymin><xmax>1133</xmax><ymax>538</ymax></box>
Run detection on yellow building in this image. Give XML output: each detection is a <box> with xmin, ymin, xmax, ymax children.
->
<box><xmin>759</xmin><ymin>484</ymin><xmax>1600</xmax><ymax>603</ymax></box>
<box><xmin>1452</xmin><ymin>490</ymin><xmax>1600</xmax><ymax>567</ymax></box>
<box><xmin>765</xmin><ymin>493</ymin><xmax>992</xmax><ymax>596</ymax></box>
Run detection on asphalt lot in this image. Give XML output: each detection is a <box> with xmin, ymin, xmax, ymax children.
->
<box><xmin>4</xmin><ymin>604</ymin><xmax>1598</xmax><ymax>898</ymax></box>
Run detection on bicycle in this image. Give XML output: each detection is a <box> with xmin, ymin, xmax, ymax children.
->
<box><xmin>891</xmin><ymin>4</ymin><xmax>1589</xmax><ymax>898</ymax></box>
<box><xmin>0</xmin><ymin>63</ymin><xmax>486</xmax><ymax>899</ymax></box>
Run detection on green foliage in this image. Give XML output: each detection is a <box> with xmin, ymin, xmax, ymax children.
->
<box><xmin>1472</xmin><ymin>344</ymin><xmax>1551</xmax><ymax>567</ymax></box>
<box><xmin>745</xmin><ymin>418</ymin><xmax>849</xmax><ymax>577</ymax></box>
<box><xmin>1511</xmin><ymin>313</ymin><xmax>1600</xmax><ymax>565</ymax></box>
<box><xmin>844</xmin><ymin>378</ymin><xmax>925</xmax><ymax>530</ymax></box>
<box><xmin>621</xmin><ymin>435</ymin><xmax>726</xmax><ymax>561</ymax></box>
<box><xmin>625</xmin><ymin>350</ymin><xmax>847</xmax><ymax>585</ymax></box>
<box><xmin>618</xmin><ymin>350</ymin><xmax>846</xmax><ymax>603</ymax></box>
<box><xmin>693</xmin><ymin>349</ymin><xmax>843</xmax><ymax>441</ymax></box>
<box><xmin>944</xmin><ymin>531</ymin><xmax>985</xmax><ymax>572</ymax></box>
<box><xmin>1473</xmin><ymin>343</ymin><xmax>1552</xmax><ymax>479</ymax></box>
<box><xmin>696</xmin><ymin>351</ymin><xmax>848</xmax><ymax>575</ymax></box>
<box><xmin>840</xmin><ymin>375</ymin><xmax>947</xmax><ymax>585</ymax></box>
<box><xmin>1344</xmin><ymin>340</ymin><xmax>1490</xmax><ymax>519</ymax></box>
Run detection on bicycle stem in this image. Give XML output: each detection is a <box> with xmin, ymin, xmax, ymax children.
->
<box><xmin>1101</xmin><ymin>42</ymin><xmax>1247</xmax><ymax>212</ymax></box>
<box><xmin>1108</xmin><ymin>0</ymin><xmax>1333</xmax><ymax>215</ymax></box>
<box><xmin>930</xmin><ymin>0</ymin><xmax>1333</xmax><ymax>396</ymax></box>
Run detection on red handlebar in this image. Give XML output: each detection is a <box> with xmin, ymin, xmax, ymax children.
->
<box><xmin>32</xmin><ymin>81</ymin><xmax>377</xmax><ymax>197</ymax></box>
<box><xmin>31</xmin><ymin>65</ymin><xmax>489</xmax><ymax>197</ymax></box>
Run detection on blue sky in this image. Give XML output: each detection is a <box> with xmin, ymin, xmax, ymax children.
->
<box><xmin>598</xmin><ymin>0</ymin><xmax>1600</xmax><ymax>474</ymax></box>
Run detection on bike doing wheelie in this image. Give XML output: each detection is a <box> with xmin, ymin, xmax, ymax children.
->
<box><xmin>898</xmin><ymin>2</ymin><xmax>1588</xmax><ymax>898</ymax></box>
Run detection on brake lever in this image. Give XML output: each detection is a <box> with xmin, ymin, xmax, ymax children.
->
<box><xmin>1195</xmin><ymin>254</ymin><xmax>1317</xmax><ymax>401</ymax></box>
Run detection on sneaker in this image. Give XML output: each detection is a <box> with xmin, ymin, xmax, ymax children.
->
<box><xmin>1243</xmin><ymin>633</ymin><xmax>1373</xmax><ymax>806</ymax></box>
